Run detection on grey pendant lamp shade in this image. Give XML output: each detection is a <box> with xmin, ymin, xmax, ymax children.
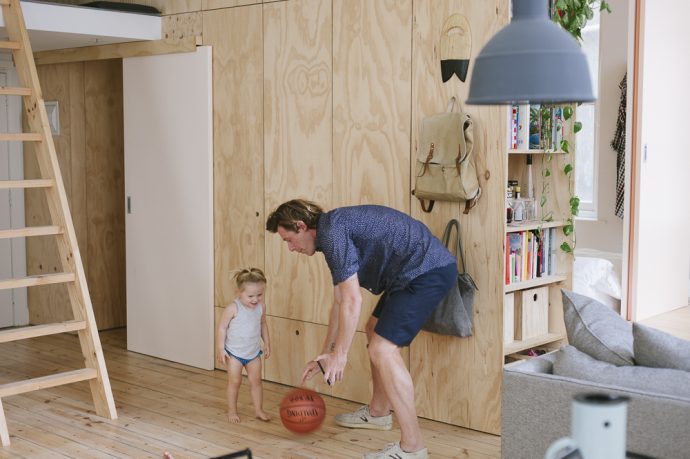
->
<box><xmin>466</xmin><ymin>0</ymin><xmax>595</xmax><ymax>105</ymax></box>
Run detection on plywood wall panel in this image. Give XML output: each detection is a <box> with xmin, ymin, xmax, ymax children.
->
<box><xmin>332</xmin><ymin>0</ymin><xmax>413</xmax><ymax>328</ymax></box>
<box><xmin>84</xmin><ymin>59</ymin><xmax>126</xmax><ymax>330</ymax></box>
<box><xmin>26</xmin><ymin>63</ymin><xmax>77</xmax><ymax>324</ymax></box>
<box><xmin>409</xmin><ymin>0</ymin><xmax>508</xmax><ymax>434</ymax></box>
<box><xmin>162</xmin><ymin>12</ymin><xmax>203</xmax><ymax>41</ymax></box>
<box><xmin>68</xmin><ymin>63</ymin><xmax>88</xmax><ymax>269</ymax></box>
<box><xmin>263</xmin><ymin>0</ymin><xmax>333</xmax><ymax>325</ymax></box>
<box><xmin>202</xmin><ymin>0</ymin><xmax>260</xmax><ymax>10</ymax></box>
<box><xmin>49</xmin><ymin>0</ymin><xmax>201</xmax><ymax>15</ymax></box>
<box><xmin>203</xmin><ymin>6</ymin><xmax>265</xmax><ymax>307</ymax></box>
<box><xmin>28</xmin><ymin>61</ymin><xmax>125</xmax><ymax>329</ymax></box>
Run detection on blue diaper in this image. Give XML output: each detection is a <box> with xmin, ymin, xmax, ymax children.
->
<box><xmin>225</xmin><ymin>348</ymin><xmax>262</xmax><ymax>366</ymax></box>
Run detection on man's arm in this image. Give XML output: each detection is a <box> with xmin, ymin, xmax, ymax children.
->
<box><xmin>318</xmin><ymin>273</ymin><xmax>362</xmax><ymax>384</ymax></box>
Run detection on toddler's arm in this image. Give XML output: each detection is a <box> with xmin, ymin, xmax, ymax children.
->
<box><xmin>261</xmin><ymin>303</ymin><xmax>271</xmax><ymax>359</ymax></box>
<box><xmin>216</xmin><ymin>303</ymin><xmax>237</xmax><ymax>366</ymax></box>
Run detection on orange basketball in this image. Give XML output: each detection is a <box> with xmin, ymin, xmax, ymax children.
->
<box><xmin>279</xmin><ymin>388</ymin><xmax>326</xmax><ymax>434</ymax></box>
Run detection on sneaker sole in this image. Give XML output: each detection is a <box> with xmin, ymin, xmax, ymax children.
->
<box><xmin>334</xmin><ymin>419</ymin><xmax>393</xmax><ymax>431</ymax></box>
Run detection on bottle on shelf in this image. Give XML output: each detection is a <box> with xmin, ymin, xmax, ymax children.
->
<box><xmin>512</xmin><ymin>186</ymin><xmax>524</xmax><ymax>222</ymax></box>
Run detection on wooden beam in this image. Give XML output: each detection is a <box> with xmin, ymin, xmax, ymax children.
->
<box><xmin>0</xmin><ymin>368</ymin><xmax>97</xmax><ymax>398</ymax></box>
<box><xmin>0</xmin><ymin>179</ymin><xmax>53</xmax><ymax>189</ymax></box>
<box><xmin>0</xmin><ymin>225</ymin><xmax>62</xmax><ymax>239</ymax></box>
<box><xmin>0</xmin><ymin>321</ymin><xmax>86</xmax><ymax>343</ymax></box>
<box><xmin>34</xmin><ymin>36</ymin><xmax>199</xmax><ymax>66</ymax></box>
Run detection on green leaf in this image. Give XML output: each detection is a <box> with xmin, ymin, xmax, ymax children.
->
<box><xmin>569</xmin><ymin>196</ymin><xmax>580</xmax><ymax>207</ymax></box>
<box><xmin>560</xmin><ymin>241</ymin><xmax>573</xmax><ymax>253</ymax></box>
<box><xmin>540</xmin><ymin>195</ymin><xmax>547</xmax><ymax>207</ymax></box>
<box><xmin>544</xmin><ymin>168</ymin><xmax>551</xmax><ymax>177</ymax></box>
<box><xmin>563</xmin><ymin>106</ymin><xmax>573</xmax><ymax>120</ymax></box>
<box><xmin>564</xmin><ymin>163</ymin><xmax>573</xmax><ymax>175</ymax></box>
<box><xmin>563</xmin><ymin>224</ymin><xmax>574</xmax><ymax>236</ymax></box>
<box><xmin>560</xmin><ymin>140</ymin><xmax>569</xmax><ymax>153</ymax></box>
<box><xmin>573</xmin><ymin>121</ymin><xmax>582</xmax><ymax>133</ymax></box>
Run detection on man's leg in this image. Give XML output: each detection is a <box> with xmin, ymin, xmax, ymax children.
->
<box><xmin>368</xmin><ymin>332</ymin><xmax>423</xmax><ymax>453</ymax></box>
<box><xmin>365</xmin><ymin>316</ymin><xmax>392</xmax><ymax>417</ymax></box>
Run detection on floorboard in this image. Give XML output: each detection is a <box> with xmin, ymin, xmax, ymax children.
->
<box><xmin>0</xmin><ymin>328</ymin><xmax>500</xmax><ymax>459</ymax></box>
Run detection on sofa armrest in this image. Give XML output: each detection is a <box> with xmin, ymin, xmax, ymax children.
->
<box><xmin>502</xmin><ymin>364</ymin><xmax>690</xmax><ymax>459</ymax></box>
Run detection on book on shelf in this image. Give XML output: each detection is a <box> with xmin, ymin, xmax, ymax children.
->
<box><xmin>505</xmin><ymin>227</ymin><xmax>558</xmax><ymax>286</ymax></box>
<box><xmin>510</xmin><ymin>104</ymin><xmax>518</xmax><ymax>149</ymax></box>
<box><xmin>529</xmin><ymin>104</ymin><xmax>541</xmax><ymax>149</ymax></box>
<box><xmin>510</xmin><ymin>103</ymin><xmax>566</xmax><ymax>152</ymax></box>
<box><xmin>516</xmin><ymin>104</ymin><xmax>529</xmax><ymax>150</ymax></box>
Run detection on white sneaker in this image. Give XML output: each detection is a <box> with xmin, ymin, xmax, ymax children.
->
<box><xmin>363</xmin><ymin>442</ymin><xmax>428</xmax><ymax>459</ymax></box>
<box><xmin>334</xmin><ymin>405</ymin><xmax>393</xmax><ymax>431</ymax></box>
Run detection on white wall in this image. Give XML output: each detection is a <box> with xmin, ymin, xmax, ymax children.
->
<box><xmin>576</xmin><ymin>0</ymin><xmax>628</xmax><ymax>256</ymax></box>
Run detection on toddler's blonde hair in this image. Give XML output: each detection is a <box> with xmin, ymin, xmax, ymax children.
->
<box><xmin>232</xmin><ymin>267</ymin><xmax>267</xmax><ymax>290</ymax></box>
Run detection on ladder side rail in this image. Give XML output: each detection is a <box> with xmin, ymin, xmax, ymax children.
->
<box><xmin>2</xmin><ymin>0</ymin><xmax>117</xmax><ymax>421</ymax></box>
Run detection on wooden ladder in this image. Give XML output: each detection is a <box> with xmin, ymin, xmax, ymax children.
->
<box><xmin>0</xmin><ymin>0</ymin><xmax>117</xmax><ymax>446</ymax></box>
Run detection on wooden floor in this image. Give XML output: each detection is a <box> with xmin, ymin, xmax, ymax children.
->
<box><xmin>0</xmin><ymin>329</ymin><xmax>500</xmax><ymax>459</ymax></box>
<box><xmin>638</xmin><ymin>305</ymin><xmax>690</xmax><ymax>341</ymax></box>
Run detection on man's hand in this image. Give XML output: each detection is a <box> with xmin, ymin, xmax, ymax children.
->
<box><xmin>315</xmin><ymin>351</ymin><xmax>347</xmax><ymax>385</ymax></box>
<box><xmin>300</xmin><ymin>360</ymin><xmax>321</xmax><ymax>386</ymax></box>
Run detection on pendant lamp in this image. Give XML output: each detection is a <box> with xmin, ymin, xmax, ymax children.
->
<box><xmin>466</xmin><ymin>0</ymin><xmax>595</xmax><ymax>105</ymax></box>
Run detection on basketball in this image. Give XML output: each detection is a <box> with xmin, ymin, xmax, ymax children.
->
<box><xmin>279</xmin><ymin>388</ymin><xmax>326</xmax><ymax>434</ymax></box>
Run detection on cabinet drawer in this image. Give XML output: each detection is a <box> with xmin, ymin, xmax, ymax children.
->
<box><xmin>515</xmin><ymin>286</ymin><xmax>549</xmax><ymax>340</ymax></box>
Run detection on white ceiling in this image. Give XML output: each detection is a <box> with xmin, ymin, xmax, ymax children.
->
<box><xmin>0</xmin><ymin>0</ymin><xmax>161</xmax><ymax>52</ymax></box>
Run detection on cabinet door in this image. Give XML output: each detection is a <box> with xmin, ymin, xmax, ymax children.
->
<box><xmin>124</xmin><ymin>47</ymin><xmax>214</xmax><ymax>370</ymax></box>
<box><xmin>265</xmin><ymin>315</ymin><xmax>373</xmax><ymax>404</ymax></box>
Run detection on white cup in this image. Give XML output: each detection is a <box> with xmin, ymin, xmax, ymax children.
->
<box><xmin>544</xmin><ymin>393</ymin><xmax>630</xmax><ymax>459</ymax></box>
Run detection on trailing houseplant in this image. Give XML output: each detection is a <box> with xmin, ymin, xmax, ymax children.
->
<box><xmin>538</xmin><ymin>0</ymin><xmax>611</xmax><ymax>254</ymax></box>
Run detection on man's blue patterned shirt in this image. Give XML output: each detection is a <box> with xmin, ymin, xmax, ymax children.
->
<box><xmin>315</xmin><ymin>205</ymin><xmax>455</xmax><ymax>294</ymax></box>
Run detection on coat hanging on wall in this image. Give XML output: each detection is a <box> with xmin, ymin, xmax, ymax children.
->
<box><xmin>440</xmin><ymin>14</ymin><xmax>472</xmax><ymax>83</ymax></box>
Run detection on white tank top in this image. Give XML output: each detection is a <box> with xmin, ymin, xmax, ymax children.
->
<box><xmin>224</xmin><ymin>299</ymin><xmax>263</xmax><ymax>360</ymax></box>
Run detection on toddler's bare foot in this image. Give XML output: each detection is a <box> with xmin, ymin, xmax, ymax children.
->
<box><xmin>163</xmin><ymin>453</ymin><xmax>174</xmax><ymax>459</ymax></box>
<box><xmin>255</xmin><ymin>410</ymin><xmax>271</xmax><ymax>421</ymax></box>
<box><xmin>227</xmin><ymin>412</ymin><xmax>241</xmax><ymax>423</ymax></box>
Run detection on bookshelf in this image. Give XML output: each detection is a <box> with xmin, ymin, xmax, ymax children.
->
<box><xmin>504</xmin><ymin>274</ymin><xmax>568</xmax><ymax>294</ymax></box>
<box><xmin>508</xmin><ymin>149</ymin><xmax>567</xmax><ymax>155</ymax></box>
<box><xmin>504</xmin><ymin>104</ymin><xmax>575</xmax><ymax>365</ymax></box>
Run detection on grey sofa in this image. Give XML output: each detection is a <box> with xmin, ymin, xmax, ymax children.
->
<box><xmin>502</xmin><ymin>291</ymin><xmax>690</xmax><ymax>459</ymax></box>
<box><xmin>502</xmin><ymin>352</ymin><xmax>690</xmax><ymax>459</ymax></box>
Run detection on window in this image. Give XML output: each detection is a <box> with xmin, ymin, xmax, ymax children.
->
<box><xmin>575</xmin><ymin>8</ymin><xmax>601</xmax><ymax>219</ymax></box>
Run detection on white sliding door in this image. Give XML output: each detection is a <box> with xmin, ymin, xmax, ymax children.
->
<box><xmin>627</xmin><ymin>1</ymin><xmax>690</xmax><ymax>320</ymax></box>
<box><xmin>124</xmin><ymin>46</ymin><xmax>213</xmax><ymax>369</ymax></box>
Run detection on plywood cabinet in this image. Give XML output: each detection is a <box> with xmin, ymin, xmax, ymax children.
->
<box><xmin>202</xmin><ymin>0</ymin><xmax>511</xmax><ymax>434</ymax></box>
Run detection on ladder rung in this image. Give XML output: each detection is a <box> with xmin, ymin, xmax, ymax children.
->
<box><xmin>0</xmin><ymin>179</ymin><xmax>54</xmax><ymax>189</ymax></box>
<box><xmin>0</xmin><ymin>273</ymin><xmax>76</xmax><ymax>290</ymax></box>
<box><xmin>0</xmin><ymin>41</ymin><xmax>20</xmax><ymax>50</ymax></box>
<box><xmin>0</xmin><ymin>320</ymin><xmax>86</xmax><ymax>344</ymax></box>
<box><xmin>0</xmin><ymin>0</ymin><xmax>10</xmax><ymax>6</ymax></box>
<box><xmin>0</xmin><ymin>133</ymin><xmax>42</xmax><ymax>142</ymax></box>
<box><xmin>0</xmin><ymin>368</ymin><xmax>98</xmax><ymax>398</ymax></box>
<box><xmin>0</xmin><ymin>87</ymin><xmax>32</xmax><ymax>96</ymax></box>
<box><xmin>0</xmin><ymin>225</ymin><xmax>62</xmax><ymax>239</ymax></box>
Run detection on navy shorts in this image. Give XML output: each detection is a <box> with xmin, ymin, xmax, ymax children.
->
<box><xmin>372</xmin><ymin>263</ymin><xmax>457</xmax><ymax>347</ymax></box>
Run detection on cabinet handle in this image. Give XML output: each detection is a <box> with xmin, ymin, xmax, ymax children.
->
<box><xmin>127</xmin><ymin>196</ymin><xmax>131</xmax><ymax>214</ymax></box>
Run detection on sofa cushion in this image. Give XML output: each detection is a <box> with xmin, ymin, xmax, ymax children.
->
<box><xmin>561</xmin><ymin>290</ymin><xmax>634</xmax><ymax>366</ymax></box>
<box><xmin>553</xmin><ymin>345</ymin><xmax>690</xmax><ymax>399</ymax></box>
<box><xmin>634</xmin><ymin>322</ymin><xmax>690</xmax><ymax>372</ymax></box>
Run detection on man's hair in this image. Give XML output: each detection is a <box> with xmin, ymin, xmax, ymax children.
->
<box><xmin>266</xmin><ymin>199</ymin><xmax>323</xmax><ymax>233</ymax></box>
<box><xmin>232</xmin><ymin>267</ymin><xmax>267</xmax><ymax>290</ymax></box>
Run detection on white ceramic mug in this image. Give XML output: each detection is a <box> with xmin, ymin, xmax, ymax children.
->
<box><xmin>544</xmin><ymin>393</ymin><xmax>630</xmax><ymax>459</ymax></box>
